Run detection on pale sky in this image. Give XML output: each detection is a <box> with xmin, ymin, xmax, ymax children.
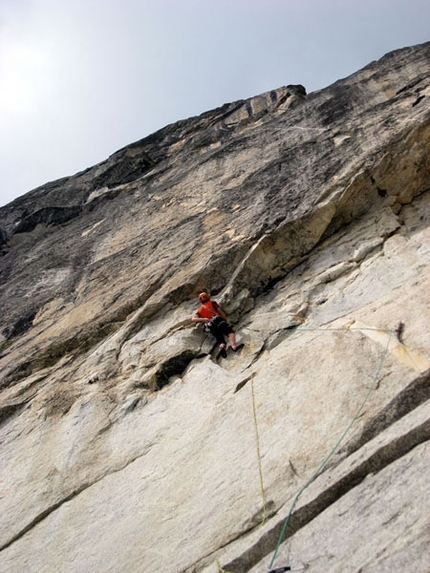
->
<box><xmin>1</xmin><ymin>0</ymin><xmax>429</xmax><ymax>207</ymax></box>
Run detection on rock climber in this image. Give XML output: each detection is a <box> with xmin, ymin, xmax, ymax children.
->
<box><xmin>192</xmin><ymin>291</ymin><xmax>244</xmax><ymax>359</ymax></box>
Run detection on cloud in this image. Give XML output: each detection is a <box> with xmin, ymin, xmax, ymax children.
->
<box><xmin>1</xmin><ymin>0</ymin><xmax>429</xmax><ymax>206</ymax></box>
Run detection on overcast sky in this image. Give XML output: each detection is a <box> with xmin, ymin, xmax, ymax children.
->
<box><xmin>1</xmin><ymin>0</ymin><xmax>429</xmax><ymax>207</ymax></box>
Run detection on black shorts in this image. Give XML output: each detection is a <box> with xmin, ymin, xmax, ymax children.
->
<box><xmin>207</xmin><ymin>316</ymin><xmax>233</xmax><ymax>344</ymax></box>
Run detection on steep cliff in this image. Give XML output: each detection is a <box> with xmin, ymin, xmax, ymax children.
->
<box><xmin>0</xmin><ymin>42</ymin><xmax>429</xmax><ymax>573</ymax></box>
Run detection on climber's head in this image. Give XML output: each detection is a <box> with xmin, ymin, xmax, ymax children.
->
<box><xmin>199</xmin><ymin>291</ymin><xmax>210</xmax><ymax>303</ymax></box>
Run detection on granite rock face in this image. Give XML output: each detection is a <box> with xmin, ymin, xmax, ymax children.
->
<box><xmin>0</xmin><ymin>43</ymin><xmax>429</xmax><ymax>573</ymax></box>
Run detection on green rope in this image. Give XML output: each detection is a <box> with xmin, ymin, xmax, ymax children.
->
<box><xmin>267</xmin><ymin>329</ymin><xmax>393</xmax><ymax>571</ymax></box>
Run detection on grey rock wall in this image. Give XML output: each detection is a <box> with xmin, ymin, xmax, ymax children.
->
<box><xmin>0</xmin><ymin>42</ymin><xmax>429</xmax><ymax>573</ymax></box>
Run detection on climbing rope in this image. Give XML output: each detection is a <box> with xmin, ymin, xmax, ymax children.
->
<box><xmin>214</xmin><ymin>333</ymin><xmax>267</xmax><ymax>573</ymax></box>
<box><xmin>215</xmin><ymin>558</ymin><xmax>234</xmax><ymax>573</ymax></box>
<box><xmin>251</xmin><ymin>324</ymin><xmax>395</xmax><ymax>336</ymax></box>
<box><xmin>267</xmin><ymin>327</ymin><xmax>393</xmax><ymax>572</ymax></box>
<box><xmin>215</xmin><ymin>322</ymin><xmax>395</xmax><ymax>573</ymax></box>
<box><xmin>249</xmin><ymin>331</ymin><xmax>267</xmax><ymax>526</ymax></box>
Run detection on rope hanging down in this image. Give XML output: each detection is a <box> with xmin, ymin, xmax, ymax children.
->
<box><xmin>215</xmin><ymin>558</ymin><xmax>234</xmax><ymax>573</ymax></box>
<box><xmin>267</xmin><ymin>329</ymin><xmax>393</xmax><ymax>572</ymax></box>
<box><xmin>249</xmin><ymin>331</ymin><xmax>267</xmax><ymax>526</ymax></box>
<box><xmin>215</xmin><ymin>324</ymin><xmax>394</xmax><ymax>573</ymax></box>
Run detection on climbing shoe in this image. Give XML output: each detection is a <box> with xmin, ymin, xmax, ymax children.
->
<box><xmin>217</xmin><ymin>346</ymin><xmax>227</xmax><ymax>359</ymax></box>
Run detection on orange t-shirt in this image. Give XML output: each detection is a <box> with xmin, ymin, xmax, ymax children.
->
<box><xmin>197</xmin><ymin>300</ymin><xmax>220</xmax><ymax>319</ymax></box>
